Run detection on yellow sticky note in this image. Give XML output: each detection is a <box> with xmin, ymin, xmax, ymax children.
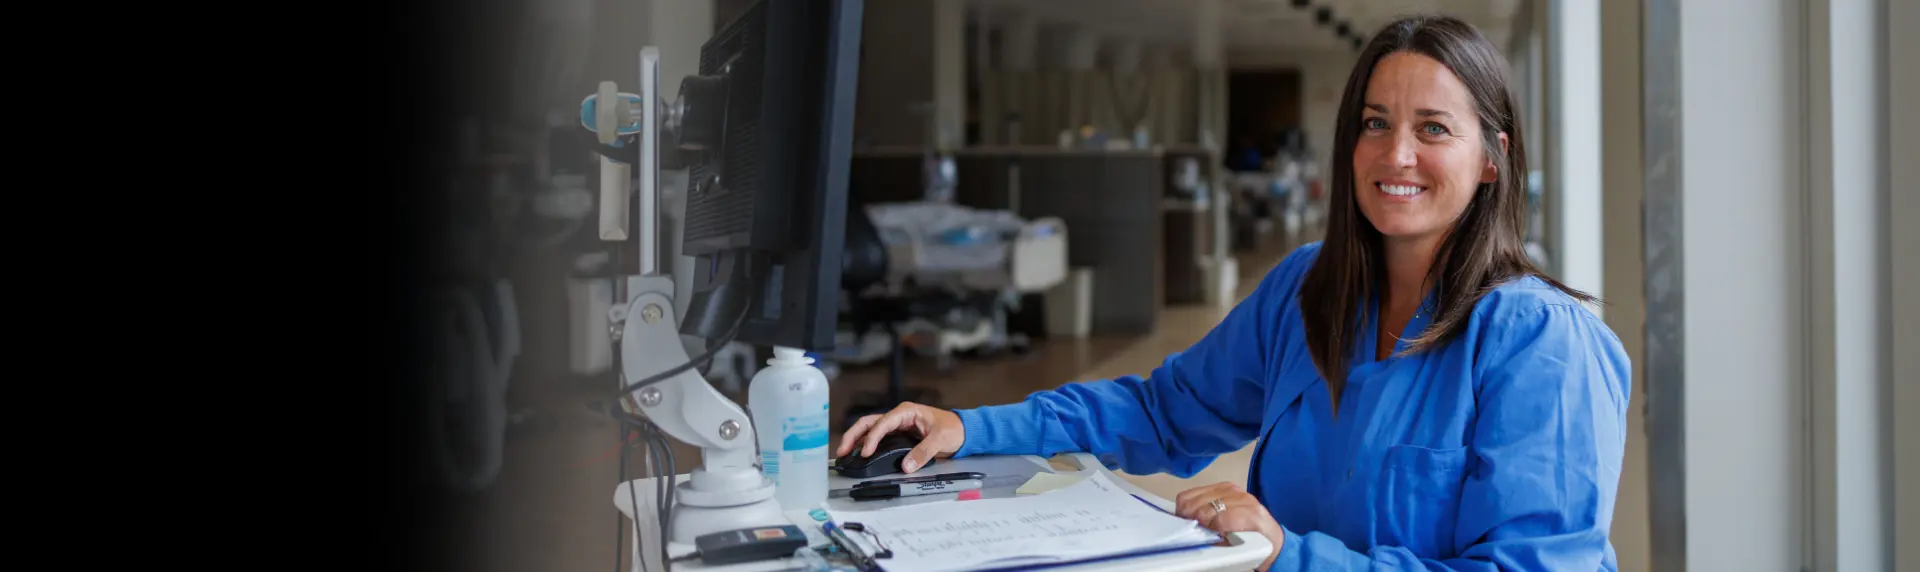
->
<box><xmin>1016</xmin><ymin>472</ymin><xmax>1087</xmax><ymax>495</ymax></box>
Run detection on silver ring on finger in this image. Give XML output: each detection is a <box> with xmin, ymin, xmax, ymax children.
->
<box><xmin>1209</xmin><ymin>499</ymin><xmax>1226</xmax><ymax>516</ymax></box>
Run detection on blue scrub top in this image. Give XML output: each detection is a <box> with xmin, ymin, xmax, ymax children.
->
<box><xmin>952</xmin><ymin>242</ymin><xmax>1631</xmax><ymax>570</ymax></box>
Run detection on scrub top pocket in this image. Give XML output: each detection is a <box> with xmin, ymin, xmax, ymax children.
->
<box><xmin>1375</xmin><ymin>443</ymin><xmax>1471</xmax><ymax>559</ymax></box>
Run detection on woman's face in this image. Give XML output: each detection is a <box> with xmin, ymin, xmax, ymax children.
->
<box><xmin>1351</xmin><ymin>51</ymin><xmax>1504</xmax><ymax>247</ymax></box>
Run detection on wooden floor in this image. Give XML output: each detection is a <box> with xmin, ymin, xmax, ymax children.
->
<box><xmin>423</xmin><ymin>234</ymin><xmax>1306</xmax><ymax>571</ymax></box>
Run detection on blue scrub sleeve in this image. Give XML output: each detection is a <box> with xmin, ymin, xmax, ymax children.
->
<box><xmin>1268</xmin><ymin>303</ymin><xmax>1631</xmax><ymax>571</ymax></box>
<box><xmin>950</xmin><ymin>244</ymin><xmax>1320</xmax><ymax>478</ymax></box>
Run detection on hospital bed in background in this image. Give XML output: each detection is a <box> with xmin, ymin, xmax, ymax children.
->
<box><xmin>832</xmin><ymin>201</ymin><xmax>1069</xmax><ymax>373</ymax></box>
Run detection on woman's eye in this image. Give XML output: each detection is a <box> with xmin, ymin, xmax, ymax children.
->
<box><xmin>1363</xmin><ymin>118</ymin><xmax>1387</xmax><ymax>130</ymax></box>
<box><xmin>1422</xmin><ymin>123</ymin><xmax>1450</xmax><ymax>136</ymax></box>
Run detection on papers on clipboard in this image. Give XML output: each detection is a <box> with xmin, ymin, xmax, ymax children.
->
<box><xmin>823</xmin><ymin>473</ymin><xmax>1223</xmax><ymax>572</ymax></box>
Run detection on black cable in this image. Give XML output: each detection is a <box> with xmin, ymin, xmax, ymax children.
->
<box><xmin>634</xmin><ymin>416</ymin><xmax>671</xmax><ymax>571</ymax></box>
<box><xmin>651</xmin><ymin>437</ymin><xmax>665</xmax><ymax>569</ymax></box>
<box><xmin>619</xmin><ymin>432</ymin><xmax>637</xmax><ymax>572</ymax></box>
<box><xmin>614</xmin><ymin>303</ymin><xmax>750</xmax><ymax>397</ymax></box>
<box><xmin>646</xmin><ymin>429</ymin><xmax>665</xmax><ymax>571</ymax></box>
<box><xmin>605</xmin><ymin>408</ymin><xmax>677</xmax><ymax>571</ymax></box>
<box><xmin>643</xmin><ymin>425</ymin><xmax>662</xmax><ymax>569</ymax></box>
<box><xmin>655</xmin><ymin>434</ymin><xmax>668</xmax><ymax>531</ymax></box>
<box><xmin>664</xmin><ymin>428</ymin><xmax>677</xmax><ymax>551</ymax></box>
<box><xmin>654</xmin><ymin>429</ymin><xmax>674</xmax><ymax>570</ymax></box>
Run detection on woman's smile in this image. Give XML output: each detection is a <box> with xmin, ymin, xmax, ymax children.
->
<box><xmin>1375</xmin><ymin>180</ymin><xmax>1429</xmax><ymax>202</ymax></box>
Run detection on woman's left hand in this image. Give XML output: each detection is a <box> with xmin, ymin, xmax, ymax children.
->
<box><xmin>1174</xmin><ymin>482</ymin><xmax>1286</xmax><ymax>571</ymax></box>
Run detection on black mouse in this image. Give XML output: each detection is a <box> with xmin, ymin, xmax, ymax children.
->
<box><xmin>833</xmin><ymin>431</ymin><xmax>933</xmax><ymax>479</ymax></box>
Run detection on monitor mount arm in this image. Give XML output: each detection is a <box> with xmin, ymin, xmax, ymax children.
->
<box><xmin>587</xmin><ymin>47</ymin><xmax>783</xmax><ymax>546</ymax></box>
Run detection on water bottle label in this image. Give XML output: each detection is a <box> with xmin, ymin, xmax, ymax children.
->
<box><xmin>782</xmin><ymin>410</ymin><xmax>829</xmax><ymax>451</ymax></box>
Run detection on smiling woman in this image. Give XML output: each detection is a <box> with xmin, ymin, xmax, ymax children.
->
<box><xmin>1302</xmin><ymin>14</ymin><xmax>1595</xmax><ymax>378</ymax></box>
<box><xmin>838</xmin><ymin>13</ymin><xmax>1631</xmax><ymax>572</ymax></box>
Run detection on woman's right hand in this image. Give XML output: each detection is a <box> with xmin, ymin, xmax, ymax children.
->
<box><xmin>836</xmin><ymin>402</ymin><xmax>966</xmax><ymax>474</ymax></box>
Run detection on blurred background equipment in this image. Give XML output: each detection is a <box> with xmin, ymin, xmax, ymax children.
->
<box><xmin>425</xmin><ymin>0</ymin><xmax>602</xmax><ymax>495</ymax></box>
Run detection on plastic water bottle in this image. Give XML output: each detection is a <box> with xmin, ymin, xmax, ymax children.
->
<box><xmin>748</xmin><ymin>346</ymin><xmax>831</xmax><ymax>511</ymax></box>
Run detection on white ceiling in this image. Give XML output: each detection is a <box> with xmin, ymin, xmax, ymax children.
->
<box><xmin>970</xmin><ymin>0</ymin><xmax>1522</xmax><ymax>58</ymax></box>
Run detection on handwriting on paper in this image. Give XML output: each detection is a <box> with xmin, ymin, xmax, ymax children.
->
<box><xmin>829</xmin><ymin>474</ymin><xmax>1204</xmax><ymax>570</ymax></box>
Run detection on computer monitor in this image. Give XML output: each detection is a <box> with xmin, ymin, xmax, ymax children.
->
<box><xmin>671</xmin><ymin>0</ymin><xmax>863</xmax><ymax>352</ymax></box>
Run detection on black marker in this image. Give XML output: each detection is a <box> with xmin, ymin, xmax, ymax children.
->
<box><xmin>851</xmin><ymin>471</ymin><xmax>987</xmax><ymax>489</ymax></box>
<box><xmin>849</xmin><ymin>478</ymin><xmax>984</xmax><ymax>501</ymax></box>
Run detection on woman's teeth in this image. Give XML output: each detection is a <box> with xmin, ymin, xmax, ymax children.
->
<box><xmin>1379</xmin><ymin>183</ymin><xmax>1426</xmax><ymax>197</ymax></box>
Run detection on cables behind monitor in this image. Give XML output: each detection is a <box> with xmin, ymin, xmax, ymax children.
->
<box><xmin>613</xmin><ymin>409</ymin><xmax>676</xmax><ymax>572</ymax></box>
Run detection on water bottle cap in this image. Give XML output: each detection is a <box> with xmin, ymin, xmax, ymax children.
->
<box><xmin>770</xmin><ymin>346</ymin><xmax>813</xmax><ymax>365</ymax></box>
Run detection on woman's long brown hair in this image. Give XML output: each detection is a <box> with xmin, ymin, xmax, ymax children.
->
<box><xmin>1299</xmin><ymin>15</ymin><xmax>1598</xmax><ymax>387</ymax></box>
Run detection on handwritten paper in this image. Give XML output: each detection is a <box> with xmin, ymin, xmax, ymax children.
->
<box><xmin>826</xmin><ymin>473</ymin><xmax>1218</xmax><ymax>572</ymax></box>
<box><xmin>1014</xmin><ymin>472</ymin><xmax>1086</xmax><ymax>495</ymax></box>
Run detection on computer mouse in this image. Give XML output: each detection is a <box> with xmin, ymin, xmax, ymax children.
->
<box><xmin>833</xmin><ymin>431</ymin><xmax>934</xmax><ymax>479</ymax></box>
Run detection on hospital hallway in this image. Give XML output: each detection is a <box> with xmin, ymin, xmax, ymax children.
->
<box><xmin>428</xmin><ymin>232</ymin><xmax>1310</xmax><ymax>572</ymax></box>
